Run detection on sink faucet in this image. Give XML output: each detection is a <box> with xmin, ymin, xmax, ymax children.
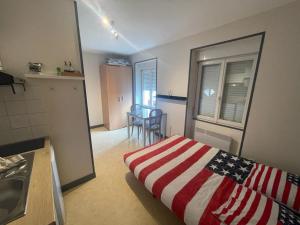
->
<box><xmin>0</xmin><ymin>155</ymin><xmax>26</xmax><ymax>179</ymax></box>
<box><xmin>0</xmin><ymin>157</ymin><xmax>13</xmax><ymax>170</ymax></box>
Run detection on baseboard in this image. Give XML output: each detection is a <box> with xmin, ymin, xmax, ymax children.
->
<box><xmin>90</xmin><ymin>124</ymin><xmax>104</xmax><ymax>129</ymax></box>
<box><xmin>61</xmin><ymin>172</ymin><xmax>96</xmax><ymax>192</ymax></box>
<box><xmin>0</xmin><ymin>137</ymin><xmax>46</xmax><ymax>157</ymax></box>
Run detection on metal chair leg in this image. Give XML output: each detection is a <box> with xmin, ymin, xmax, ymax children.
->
<box><xmin>148</xmin><ymin>130</ymin><xmax>151</xmax><ymax>145</ymax></box>
<box><xmin>131</xmin><ymin>124</ymin><xmax>134</xmax><ymax>136</ymax></box>
<box><xmin>159</xmin><ymin>126</ymin><xmax>162</xmax><ymax>141</ymax></box>
<box><xmin>10</xmin><ymin>84</ymin><xmax>16</xmax><ymax>94</ymax></box>
<box><xmin>153</xmin><ymin>131</ymin><xmax>155</xmax><ymax>143</ymax></box>
<box><xmin>138</xmin><ymin>126</ymin><xmax>140</xmax><ymax>139</ymax></box>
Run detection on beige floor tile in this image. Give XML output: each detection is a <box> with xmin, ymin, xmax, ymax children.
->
<box><xmin>63</xmin><ymin>127</ymin><xmax>184</xmax><ymax>225</ymax></box>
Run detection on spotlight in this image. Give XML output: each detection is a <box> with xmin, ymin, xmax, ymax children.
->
<box><xmin>102</xmin><ymin>16</ymin><xmax>110</xmax><ymax>27</ymax></box>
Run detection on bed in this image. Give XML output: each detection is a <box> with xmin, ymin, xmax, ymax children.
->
<box><xmin>124</xmin><ymin>135</ymin><xmax>300</xmax><ymax>225</ymax></box>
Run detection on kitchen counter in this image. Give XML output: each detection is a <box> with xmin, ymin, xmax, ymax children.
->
<box><xmin>8</xmin><ymin>139</ymin><xmax>56</xmax><ymax>225</ymax></box>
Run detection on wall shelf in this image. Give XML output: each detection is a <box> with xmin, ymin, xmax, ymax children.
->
<box><xmin>24</xmin><ymin>73</ymin><xmax>85</xmax><ymax>81</ymax></box>
<box><xmin>157</xmin><ymin>94</ymin><xmax>187</xmax><ymax>101</ymax></box>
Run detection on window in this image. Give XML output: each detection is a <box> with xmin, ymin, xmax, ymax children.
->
<box><xmin>141</xmin><ymin>69</ymin><xmax>156</xmax><ymax>107</ymax></box>
<box><xmin>198</xmin><ymin>63</ymin><xmax>222</xmax><ymax>118</ymax></box>
<box><xmin>134</xmin><ymin>59</ymin><xmax>157</xmax><ymax>108</ymax></box>
<box><xmin>196</xmin><ymin>55</ymin><xmax>257</xmax><ymax>128</ymax></box>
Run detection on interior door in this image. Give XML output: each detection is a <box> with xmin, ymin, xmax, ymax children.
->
<box><xmin>107</xmin><ymin>65</ymin><xmax>123</xmax><ymax>130</ymax></box>
<box><xmin>120</xmin><ymin>66</ymin><xmax>132</xmax><ymax>127</ymax></box>
<box><xmin>100</xmin><ymin>65</ymin><xmax>109</xmax><ymax>129</ymax></box>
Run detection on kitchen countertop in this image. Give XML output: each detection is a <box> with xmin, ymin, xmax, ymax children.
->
<box><xmin>8</xmin><ymin>139</ymin><xmax>56</xmax><ymax>225</ymax></box>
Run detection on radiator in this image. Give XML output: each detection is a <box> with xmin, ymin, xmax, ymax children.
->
<box><xmin>194</xmin><ymin>127</ymin><xmax>232</xmax><ymax>152</ymax></box>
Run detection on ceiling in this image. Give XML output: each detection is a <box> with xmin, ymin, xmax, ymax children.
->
<box><xmin>77</xmin><ymin>0</ymin><xmax>295</xmax><ymax>55</ymax></box>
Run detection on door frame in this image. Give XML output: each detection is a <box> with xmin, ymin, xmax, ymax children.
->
<box><xmin>184</xmin><ymin>32</ymin><xmax>265</xmax><ymax>156</ymax></box>
<box><xmin>133</xmin><ymin>58</ymin><xmax>158</xmax><ymax>108</ymax></box>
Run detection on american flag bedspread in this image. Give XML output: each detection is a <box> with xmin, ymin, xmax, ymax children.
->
<box><xmin>123</xmin><ymin>135</ymin><xmax>300</xmax><ymax>225</ymax></box>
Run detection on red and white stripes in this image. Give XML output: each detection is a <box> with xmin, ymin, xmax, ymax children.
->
<box><xmin>244</xmin><ymin>163</ymin><xmax>300</xmax><ymax>212</ymax></box>
<box><xmin>214</xmin><ymin>185</ymin><xmax>280</xmax><ymax>225</ymax></box>
<box><xmin>124</xmin><ymin>135</ymin><xmax>236</xmax><ymax>225</ymax></box>
<box><xmin>124</xmin><ymin>135</ymin><xmax>300</xmax><ymax>225</ymax></box>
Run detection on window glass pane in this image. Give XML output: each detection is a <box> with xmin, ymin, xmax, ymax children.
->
<box><xmin>198</xmin><ymin>64</ymin><xmax>221</xmax><ymax>117</ymax></box>
<box><xmin>152</xmin><ymin>90</ymin><xmax>156</xmax><ymax>107</ymax></box>
<box><xmin>135</xmin><ymin>59</ymin><xmax>157</xmax><ymax>106</ymax></box>
<box><xmin>220</xmin><ymin>60</ymin><xmax>254</xmax><ymax>123</ymax></box>
<box><xmin>142</xmin><ymin>69</ymin><xmax>156</xmax><ymax>107</ymax></box>
<box><xmin>151</xmin><ymin>71</ymin><xmax>156</xmax><ymax>106</ymax></box>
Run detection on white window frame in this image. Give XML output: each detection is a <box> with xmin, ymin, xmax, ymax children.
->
<box><xmin>195</xmin><ymin>59</ymin><xmax>224</xmax><ymax>122</ymax></box>
<box><xmin>196</xmin><ymin>54</ymin><xmax>258</xmax><ymax>129</ymax></box>
<box><xmin>134</xmin><ymin>58</ymin><xmax>157</xmax><ymax>108</ymax></box>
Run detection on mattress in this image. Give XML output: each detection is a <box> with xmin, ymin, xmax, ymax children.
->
<box><xmin>124</xmin><ymin>135</ymin><xmax>300</xmax><ymax>225</ymax></box>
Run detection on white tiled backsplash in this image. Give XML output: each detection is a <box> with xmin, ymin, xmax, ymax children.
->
<box><xmin>0</xmin><ymin>83</ymin><xmax>49</xmax><ymax>145</ymax></box>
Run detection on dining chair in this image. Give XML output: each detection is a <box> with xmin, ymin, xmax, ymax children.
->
<box><xmin>146</xmin><ymin>109</ymin><xmax>163</xmax><ymax>145</ymax></box>
<box><xmin>130</xmin><ymin>104</ymin><xmax>143</xmax><ymax>138</ymax></box>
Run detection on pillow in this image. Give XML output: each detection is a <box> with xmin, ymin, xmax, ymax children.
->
<box><xmin>243</xmin><ymin>163</ymin><xmax>300</xmax><ymax>213</ymax></box>
<box><xmin>213</xmin><ymin>184</ymin><xmax>300</xmax><ymax>225</ymax></box>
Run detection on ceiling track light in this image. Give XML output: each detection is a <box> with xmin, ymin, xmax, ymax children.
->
<box><xmin>114</xmin><ymin>32</ymin><xmax>119</xmax><ymax>39</ymax></box>
<box><xmin>102</xmin><ymin>18</ymin><xmax>119</xmax><ymax>40</ymax></box>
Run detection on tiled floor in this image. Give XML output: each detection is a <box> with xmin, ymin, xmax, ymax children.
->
<box><xmin>63</xmin><ymin>127</ymin><xmax>184</xmax><ymax>225</ymax></box>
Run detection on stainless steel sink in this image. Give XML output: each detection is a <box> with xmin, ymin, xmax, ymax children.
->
<box><xmin>0</xmin><ymin>153</ymin><xmax>34</xmax><ymax>225</ymax></box>
<box><xmin>0</xmin><ymin>179</ymin><xmax>24</xmax><ymax>216</ymax></box>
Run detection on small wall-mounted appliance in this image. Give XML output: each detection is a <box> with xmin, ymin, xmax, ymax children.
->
<box><xmin>28</xmin><ymin>62</ymin><xmax>43</xmax><ymax>72</ymax></box>
<box><xmin>194</xmin><ymin>127</ymin><xmax>232</xmax><ymax>152</ymax></box>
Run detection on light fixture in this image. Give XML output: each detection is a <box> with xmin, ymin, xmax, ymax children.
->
<box><xmin>81</xmin><ymin>0</ymin><xmax>140</xmax><ymax>50</ymax></box>
<box><xmin>110</xmin><ymin>28</ymin><xmax>119</xmax><ymax>39</ymax></box>
<box><xmin>109</xmin><ymin>21</ymin><xmax>119</xmax><ymax>40</ymax></box>
<box><xmin>101</xmin><ymin>16</ymin><xmax>110</xmax><ymax>27</ymax></box>
<box><xmin>101</xmin><ymin>17</ymin><xmax>119</xmax><ymax>40</ymax></box>
<box><xmin>114</xmin><ymin>32</ymin><xmax>119</xmax><ymax>39</ymax></box>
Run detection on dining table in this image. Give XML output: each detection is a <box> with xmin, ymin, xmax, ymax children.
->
<box><xmin>127</xmin><ymin>108</ymin><xmax>167</xmax><ymax>146</ymax></box>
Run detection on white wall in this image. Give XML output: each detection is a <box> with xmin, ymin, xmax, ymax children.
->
<box><xmin>0</xmin><ymin>84</ymin><xmax>49</xmax><ymax>145</ymax></box>
<box><xmin>0</xmin><ymin>0</ymin><xmax>81</xmax><ymax>77</ymax></box>
<box><xmin>0</xmin><ymin>0</ymin><xmax>81</xmax><ymax>145</ymax></box>
<box><xmin>0</xmin><ymin>0</ymin><xmax>95</xmax><ymax>184</ymax></box>
<box><xmin>35</xmin><ymin>78</ymin><xmax>93</xmax><ymax>185</ymax></box>
<box><xmin>82</xmin><ymin>52</ymin><xmax>105</xmax><ymax>126</ymax></box>
<box><xmin>156</xmin><ymin>98</ymin><xmax>186</xmax><ymax>136</ymax></box>
<box><xmin>197</xmin><ymin>35</ymin><xmax>261</xmax><ymax>61</ymax></box>
<box><xmin>131</xmin><ymin>1</ymin><xmax>300</xmax><ymax>174</ymax></box>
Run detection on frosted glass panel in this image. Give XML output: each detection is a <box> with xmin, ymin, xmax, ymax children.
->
<box><xmin>198</xmin><ymin>64</ymin><xmax>221</xmax><ymax>117</ymax></box>
<box><xmin>135</xmin><ymin>59</ymin><xmax>157</xmax><ymax>106</ymax></box>
<box><xmin>220</xmin><ymin>60</ymin><xmax>253</xmax><ymax>123</ymax></box>
<box><xmin>142</xmin><ymin>69</ymin><xmax>156</xmax><ymax>107</ymax></box>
